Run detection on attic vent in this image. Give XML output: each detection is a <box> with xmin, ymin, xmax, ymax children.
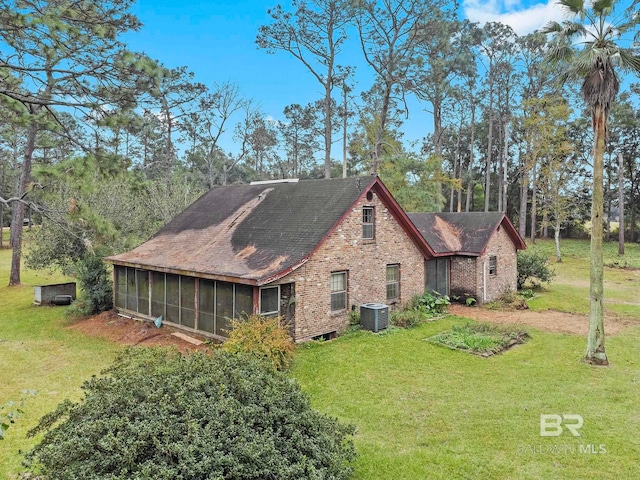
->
<box><xmin>250</xmin><ymin>178</ymin><xmax>299</xmax><ymax>185</ymax></box>
<box><xmin>366</xmin><ymin>191</ymin><xmax>373</xmax><ymax>201</ymax></box>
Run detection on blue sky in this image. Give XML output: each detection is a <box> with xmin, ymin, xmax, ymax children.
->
<box><xmin>122</xmin><ymin>0</ymin><xmax>565</xmax><ymax>155</ymax></box>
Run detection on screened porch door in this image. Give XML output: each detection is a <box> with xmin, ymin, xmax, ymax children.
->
<box><xmin>425</xmin><ymin>258</ymin><xmax>450</xmax><ymax>296</ymax></box>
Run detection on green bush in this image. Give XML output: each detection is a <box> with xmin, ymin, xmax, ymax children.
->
<box><xmin>68</xmin><ymin>253</ymin><xmax>113</xmax><ymax>317</ymax></box>
<box><xmin>516</xmin><ymin>251</ymin><xmax>555</xmax><ymax>289</ymax></box>
<box><xmin>348</xmin><ymin>308</ymin><xmax>360</xmax><ymax>326</ymax></box>
<box><xmin>222</xmin><ymin>315</ymin><xmax>294</xmax><ymax>371</ymax></box>
<box><xmin>391</xmin><ymin>292</ymin><xmax>450</xmax><ymax>328</ymax></box>
<box><xmin>411</xmin><ymin>291</ymin><xmax>450</xmax><ymax>315</ymax></box>
<box><xmin>24</xmin><ymin>348</ymin><xmax>356</xmax><ymax>480</ymax></box>
<box><xmin>390</xmin><ymin>308</ymin><xmax>425</xmax><ymax>328</ymax></box>
<box><xmin>486</xmin><ymin>291</ymin><xmax>529</xmax><ymax>311</ymax></box>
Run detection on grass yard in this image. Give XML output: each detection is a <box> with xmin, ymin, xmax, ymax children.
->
<box><xmin>524</xmin><ymin>239</ymin><xmax>640</xmax><ymax>319</ymax></box>
<box><xmin>1</xmin><ymin>239</ymin><xmax>640</xmax><ymax>479</ymax></box>
<box><xmin>0</xmin><ymin>247</ymin><xmax>121</xmax><ymax>478</ymax></box>
<box><xmin>294</xmin><ymin>323</ymin><xmax>640</xmax><ymax>479</ymax></box>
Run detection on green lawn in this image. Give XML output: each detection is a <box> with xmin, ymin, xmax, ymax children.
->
<box><xmin>2</xmin><ymin>240</ymin><xmax>640</xmax><ymax>479</ymax></box>
<box><xmin>523</xmin><ymin>239</ymin><xmax>640</xmax><ymax>318</ymax></box>
<box><xmin>294</xmin><ymin>323</ymin><xmax>640</xmax><ymax>479</ymax></box>
<box><xmin>0</xmin><ymin>247</ymin><xmax>121</xmax><ymax>478</ymax></box>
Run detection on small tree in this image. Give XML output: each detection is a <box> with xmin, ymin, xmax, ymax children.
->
<box><xmin>71</xmin><ymin>253</ymin><xmax>113</xmax><ymax>316</ymax></box>
<box><xmin>24</xmin><ymin>348</ymin><xmax>356</xmax><ymax>480</ymax></box>
<box><xmin>517</xmin><ymin>251</ymin><xmax>555</xmax><ymax>289</ymax></box>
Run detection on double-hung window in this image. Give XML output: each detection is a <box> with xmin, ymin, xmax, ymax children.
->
<box><xmin>489</xmin><ymin>256</ymin><xmax>497</xmax><ymax>275</ymax></box>
<box><xmin>330</xmin><ymin>272</ymin><xmax>347</xmax><ymax>311</ymax></box>
<box><xmin>362</xmin><ymin>207</ymin><xmax>375</xmax><ymax>239</ymax></box>
<box><xmin>386</xmin><ymin>264</ymin><xmax>399</xmax><ymax>301</ymax></box>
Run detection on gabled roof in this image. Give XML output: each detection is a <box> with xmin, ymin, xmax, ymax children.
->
<box><xmin>407</xmin><ymin>212</ymin><xmax>526</xmax><ymax>256</ymax></box>
<box><xmin>107</xmin><ymin>176</ymin><xmax>434</xmax><ymax>285</ymax></box>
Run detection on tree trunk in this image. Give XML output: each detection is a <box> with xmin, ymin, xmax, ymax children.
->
<box><xmin>519</xmin><ymin>161</ymin><xmax>528</xmax><ymax>239</ymax></box>
<box><xmin>465</xmin><ymin>99</ymin><xmax>476</xmax><ymax>213</ymax></box>
<box><xmin>9</xmin><ymin>119</ymin><xmax>38</xmax><ymax>286</ymax></box>
<box><xmin>0</xmin><ymin>154</ymin><xmax>4</xmax><ymax>248</ymax></box>
<box><xmin>605</xmin><ymin>170</ymin><xmax>612</xmax><ymax>241</ymax></box>
<box><xmin>618</xmin><ymin>152</ymin><xmax>624</xmax><ymax>255</ymax></box>
<box><xmin>450</xmin><ymin>129</ymin><xmax>460</xmax><ymax>213</ymax></box>
<box><xmin>342</xmin><ymin>85</ymin><xmax>348</xmax><ymax>179</ymax></box>
<box><xmin>530</xmin><ymin>160</ymin><xmax>537</xmax><ymax>244</ymax></box>
<box><xmin>484</xmin><ymin>96</ymin><xmax>493</xmax><ymax>212</ymax></box>
<box><xmin>497</xmin><ymin>121</ymin><xmax>503</xmax><ymax>213</ymax></box>
<box><xmin>630</xmin><ymin>190</ymin><xmax>636</xmax><ymax>243</ymax></box>
<box><xmin>555</xmin><ymin>218</ymin><xmax>562</xmax><ymax>263</ymax></box>
<box><xmin>324</xmin><ymin>82</ymin><xmax>332</xmax><ymax>179</ymax></box>
<box><xmin>586</xmin><ymin>105</ymin><xmax>608</xmax><ymax>365</ymax></box>
<box><xmin>502</xmin><ymin>119</ymin><xmax>509</xmax><ymax>213</ymax></box>
<box><xmin>371</xmin><ymin>81</ymin><xmax>392</xmax><ymax>175</ymax></box>
<box><xmin>433</xmin><ymin>98</ymin><xmax>443</xmax><ymax>158</ymax></box>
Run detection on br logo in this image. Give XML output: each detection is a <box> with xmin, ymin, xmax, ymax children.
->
<box><xmin>540</xmin><ymin>414</ymin><xmax>584</xmax><ymax>437</ymax></box>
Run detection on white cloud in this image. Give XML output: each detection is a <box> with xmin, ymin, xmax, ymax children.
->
<box><xmin>463</xmin><ymin>0</ymin><xmax>567</xmax><ymax>36</ymax></box>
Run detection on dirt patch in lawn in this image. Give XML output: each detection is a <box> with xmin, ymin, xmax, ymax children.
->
<box><xmin>448</xmin><ymin>304</ymin><xmax>640</xmax><ymax>336</ymax></box>
<box><xmin>68</xmin><ymin>311</ymin><xmax>216</xmax><ymax>353</ymax></box>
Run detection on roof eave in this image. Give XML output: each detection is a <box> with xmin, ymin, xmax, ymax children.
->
<box><xmin>106</xmin><ymin>259</ymin><xmax>260</xmax><ymax>286</ymax></box>
<box><xmin>477</xmin><ymin>214</ymin><xmax>527</xmax><ymax>256</ymax></box>
<box><xmin>371</xmin><ymin>178</ymin><xmax>437</xmax><ymax>259</ymax></box>
<box><xmin>500</xmin><ymin>215</ymin><xmax>527</xmax><ymax>250</ymax></box>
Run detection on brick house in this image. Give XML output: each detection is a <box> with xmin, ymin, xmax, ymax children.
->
<box><xmin>107</xmin><ymin>177</ymin><xmax>525</xmax><ymax>342</ymax></box>
<box><xmin>408</xmin><ymin>212</ymin><xmax>526</xmax><ymax>303</ymax></box>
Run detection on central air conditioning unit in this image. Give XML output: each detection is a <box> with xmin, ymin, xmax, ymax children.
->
<box><xmin>360</xmin><ymin>303</ymin><xmax>389</xmax><ymax>332</ymax></box>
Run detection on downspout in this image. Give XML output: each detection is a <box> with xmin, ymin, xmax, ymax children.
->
<box><xmin>482</xmin><ymin>261</ymin><xmax>487</xmax><ymax>303</ymax></box>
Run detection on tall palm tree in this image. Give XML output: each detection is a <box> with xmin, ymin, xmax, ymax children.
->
<box><xmin>544</xmin><ymin>0</ymin><xmax>640</xmax><ymax>365</ymax></box>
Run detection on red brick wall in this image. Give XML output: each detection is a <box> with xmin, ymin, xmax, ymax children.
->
<box><xmin>450</xmin><ymin>226</ymin><xmax>518</xmax><ymax>304</ymax></box>
<box><xmin>277</xmin><ymin>190</ymin><xmax>426</xmax><ymax>342</ymax></box>
<box><xmin>477</xmin><ymin>226</ymin><xmax>518</xmax><ymax>302</ymax></box>
<box><xmin>450</xmin><ymin>256</ymin><xmax>479</xmax><ymax>300</ymax></box>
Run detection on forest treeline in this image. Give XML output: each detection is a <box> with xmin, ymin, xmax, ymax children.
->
<box><xmin>1</xmin><ymin>0</ymin><xmax>640</xmax><ymax>286</ymax></box>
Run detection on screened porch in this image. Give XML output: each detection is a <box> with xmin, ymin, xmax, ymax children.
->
<box><xmin>113</xmin><ymin>266</ymin><xmax>284</xmax><ymax>338</ymax></box>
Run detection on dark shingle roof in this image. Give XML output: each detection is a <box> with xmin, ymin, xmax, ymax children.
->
<box><xmin>407</xmin><ymin>212</ymin><xmax>525</xmax><ymax>255</ymax></box>
<box><xmin>108</xmin><ymin>177</ymin><xmax>378</xmax><ymax>283</ymax></box>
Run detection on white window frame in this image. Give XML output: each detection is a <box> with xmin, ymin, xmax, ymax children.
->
<box><xmin>330</xmin><ymin>271</ymin><xmax>347</xmax><ymax>311</ymax></box>
<box><xmin>259</xmin><ymin>285</ymin><xmax>280</xmax><ymax>317</ymax></box>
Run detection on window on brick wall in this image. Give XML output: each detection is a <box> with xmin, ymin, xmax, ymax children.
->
<box><xmin>260</xmin><ymin>286</ymin><xmax>280</xmax><ymax>317</ymax></box>
<box><xmin>489</xmin><ymin>256</ymin><xmax>497</xmax><ymax>275</ymax></box>
<box><xmin>362</xmin><ymin>206</ymin><xmax>374</xmax><ymax>239</ymax></box>
<box><xmin>386</xmin><ymin>264</ymin><xmax>399</xmax><ymax>301</ymax></box>
<box><xmin>330</xmin><ymin>271</ymin><xmax>347</xmax><ymax>311</ymax></box>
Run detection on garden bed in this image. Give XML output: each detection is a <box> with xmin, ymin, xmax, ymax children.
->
<box><xmin>426</xmin><ymin>322</ymin><xmax>529</xmax><ymax>357</ymax></box>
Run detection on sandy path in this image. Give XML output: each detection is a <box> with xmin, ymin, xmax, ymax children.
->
<box><xmin>448</xmin><ymin>304</ymin><xmax>640</xmax><ymax>335</ymax></box>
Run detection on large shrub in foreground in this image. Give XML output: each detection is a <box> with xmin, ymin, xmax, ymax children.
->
<box><xmin>24</xmin><ymin>348</ymin><xmax>356</xmax><ymax>480</ymax></box>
